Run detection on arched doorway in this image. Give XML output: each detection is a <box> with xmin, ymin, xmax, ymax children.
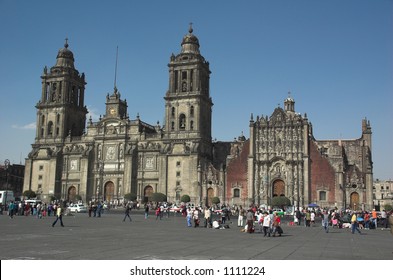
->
<box><xmin>144</xmin><ymin>185</ymin><xmax>154</xmax><ymax>203</ymax></box>
<box><xmin>272</xmin><ymin>179</ymin><xmax>285</xmax><ymax>197</ymax></box>
<box><xmin>350</xmin><ymin>192</ymin><xmax>359</xmax><ymax>210</ymax></box>
<box><xmin>68</xmin><ymin>186</ymin><xmax>76</xmax><ymax>202</ymax></box>
<box><xmin>207</xmin><ymin>187</ymin><xmax>214</xmax><ymax>206</ymax></box>
<box><xmin>104</xmin><ymin>181</ymin><xmax>115</xmax><ymax>202</ymax></box>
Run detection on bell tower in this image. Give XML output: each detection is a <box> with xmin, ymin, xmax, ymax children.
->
<box><xmin>36</xmin><ymin>39</ymin><xmax>87</xmax><ymax>142</ymax></box>
<box><xmin>164</xmin><ymin>24</ymin><xmax>213</xmax><ymax>157</ymax></box>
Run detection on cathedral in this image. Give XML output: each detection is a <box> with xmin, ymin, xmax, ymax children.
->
<box><xmin>23</xmin><ymin>26</ymin><xmax>374</xmax><ymax>210</ymax></box>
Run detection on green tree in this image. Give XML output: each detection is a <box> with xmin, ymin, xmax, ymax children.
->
<box><xmin>151</xmin><ymin>192</ymin><xmax>167</xmax><ymax>202</ymax></box>
<box><xmin>383</xmin><ymin>204</ymin><xmax>392</xmax><ymax>212</ymax></box>
<box><xmin>23</xmin><ymin>190</ymin><xmax>36</xmax><ymax>199</ymax></box>
<box><xmin>75</xmin><ymin>194</ymin><xmax>82</xmax><ymax>201</ymax></box>
<box><xmin>271</xmin><ymin>196</ymin><xmax>291</xmax><ymax>208</ymax></box>
<box><xmin>124</xmin><ymin>193</ymin><xmax>137</xmax><ymax>201</ymax></box>
<box><xmin>180</xmin><ymin>194</ymin><xmax>191</xmax><ymax>203</ymax></box>
<box><xmin>211</xmin><ymin>196</ymin><xmax>220</xmax><ymax>205</ymax></box>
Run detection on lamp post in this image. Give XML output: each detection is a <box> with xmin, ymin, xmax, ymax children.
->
<box><xmin>4</xmin><ymin>159</ymin><xmax>10</xmax><ymax>211</ymax></box>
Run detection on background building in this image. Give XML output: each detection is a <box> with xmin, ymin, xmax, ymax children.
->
<box><xmin>373</xmin><ymin>179</ymin><xmax>393</xmax><ymax>210</ymax></box>
<box><xmin>0</xmin><ymin>162</ymin><xmax>25</xmax><ymax>198</ymax></box>
<box><xmin>23</xmin><ymin>27</ymin><xmax>373</xmax><ymax>210</ymax></box>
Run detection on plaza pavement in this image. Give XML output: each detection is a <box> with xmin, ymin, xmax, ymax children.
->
<box><xmin>0</xmin><ymin>210</ymin><xmax>392</xmax><ymax>260</ymax></box>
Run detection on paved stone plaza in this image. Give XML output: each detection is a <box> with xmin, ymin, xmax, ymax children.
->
<box><xmin>0</xmin><ymin>210</ymin><xmax>392</xmax><ymax>260</ymax></box>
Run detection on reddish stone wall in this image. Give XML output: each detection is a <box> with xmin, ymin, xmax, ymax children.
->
<box><xmin>310</xmin><ymin>141</ymin><xmax>336</xmax><ymax>204</ymax></box>
<box><xmin>226</xmin><ymin>140</ymin><xmax>249</xmax><ymax>200</ymax></box>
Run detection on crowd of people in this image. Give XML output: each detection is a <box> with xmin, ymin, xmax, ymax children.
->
<box><xmin>3</xmin><ymin>199</ymin><xmax>392</xmax><ymax>239</ymax></box>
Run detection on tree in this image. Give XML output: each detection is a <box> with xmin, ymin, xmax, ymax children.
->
<box><xmin>180</xmin><ymin>194</ymin><xmax>191</xmax><ymax>203</ymax></box>
<box><xmin>23</xmin><ymin>190</ymin><xmax>36</xmax><ymax>199</ymax></box>
<box><xmin>271</xmin><ymin>196</ymin><xmax>291</xmax><ymax>209</ymax></box>
<box><xmin>211</xmin><ymin>196</ymin><xmax>220</xmax><ymax>206</ymax></box>
<box><xmin>124</xmin><ymin>193</ymin><xmax>137</xmax><ymax>201</ymax></box>
<box><xmin>75</xmin><ymin>195</ymin><xmax>82</xmax><ymax>201</ymax></box>
<box><xmin>151</xmin><ymin>192</ymin><xmax>167</xmax><ymax>202</ymax></box>
<box><xmin>383</xmin><ymin>204</ymin><xmax>392</xmax><ymax>212</ymax></box>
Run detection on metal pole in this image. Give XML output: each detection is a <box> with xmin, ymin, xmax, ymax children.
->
<box><xmin>4</xmin><ymin>159</ymin><xmax>10</xmax><ymax>212</ymax></box>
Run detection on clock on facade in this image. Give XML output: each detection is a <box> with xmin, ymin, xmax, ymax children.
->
<box><xmin>109</xmin><ymin>108</ymin><xmax>116</xmax><ymax>115</ymax></box>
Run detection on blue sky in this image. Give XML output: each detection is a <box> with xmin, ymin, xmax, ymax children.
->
<box><xmin>0</xmin><ymin>0</ymin><xmax>392</xmax><ymax>180</ymax></box>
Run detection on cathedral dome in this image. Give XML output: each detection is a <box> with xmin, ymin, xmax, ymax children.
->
<box><xmin>55</xmin><ymin>39</ymin><xmax>75</xmax><ymax>68</ymax></box>
<box><xmin>181</xmin><ymin>24</ymin><xmax>200</xmax><ymax>54</ymax></box>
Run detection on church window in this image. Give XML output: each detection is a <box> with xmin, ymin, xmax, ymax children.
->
<box><xmin>48</xmin><ymin>121</ymin><xmax>53</xmax><ymax>136</ymax></box>
<box><xmin>45</xmin><ymin>83</ymin><xmax>50</xmax><ymax>101</ymax></box>
<box><xmin>171</xmin><ymin>107</ymin><xmax>175</xmax><ymax>117</ymax></box>
<box><xmin>179</xmin><ymin>114</ymin><xmax>186</xmax><ymax>130</ymax></box>
<box><xmin>381</xmin><ymin>186</ymin><xmax>384</xmax><ymax>190</ymax></box>
<box><xmin>56</xmin><ymin>127</ymin><xmax>59</xmax><ymax>136</ymax></box>
<box><xmin>174</xmin><ymin>71</ymin><xmax>178</xmax><ymax>91</ymax></box>
<box><xmin>56</xmin><ymin>114</ymin><xmax>60</xmax><ymax>124</ymax></box>
<box><xmin>190</xmin><ymin>70</ymin><xmax>193</xmax><ymax>91</ymax></box>
<box><xmin>190</xmin><ymin>121</ymin><xmax>194</xmax><ymax>130</ymax></box>
<box><xmin>38</xmin><ymin>175</ymin><xmax>42</xmax><ymax>180</ymax></box>
<box><xmin>41</xmin><ymin>128</ymin><xmax>44</xmax><ymax>137</ymax></box>
<box><xmin>176</xmin><ymin>181</ymin><xmax>181</xmax><ymax>186</ymax></box>
<box><xmin>39</xmin><ymin>165</ymin><xmax>44</xmax><ymax>171</ymax></box>
<box><xmin>58</xmin><ymin>82</ymin><xmax>62</xmax><ymax>101</ymax></box>
<box><xmin>233</xmin><ymin>188</ymin><xmax>240</xmax><ymax>198</ymax></box>
<box><xmin>41</xmin><ymin>115</ymin><xmax>45</xmax><ymax>126</ymax></box>
<box><xmin>190</xmin><ymin>106</ymin><xmax>194</xmax><ymax>116</ymax></box>
<box><xmin>171</xmin><ymin>122</ymin><xmax>175</xmax><ymax>130</ymax></box>
<box><xmin>319</xmin><ymin>191</ymin><xmax>326</xmax><ymax>201</ymax></box>
<box><xmin>51</xmin><ymin>83</ymin><xmax>57</xmax><ymax>101</ymax></box>
<box><xmin>176</xmin><ymin>161</ymin><xmax>181</xmax><ymax>167</ymax></box>
<box><xmin>176</xmin><ymin>171</ymin><xmax>181</xmax><ymax>177</ymax></box>
<box><xmin>182</xmin><ymin>71</ymin><xmax>187</xmax><ymax>80</ymax></box>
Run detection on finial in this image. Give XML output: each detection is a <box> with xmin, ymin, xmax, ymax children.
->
<box><xmin>189</xmin><ymin>22</ymin><xmax>193</xmax><ymax>33</ymax></box>
<box><xmin>64</xmin><ymin>38</ymin><xmax>69</xmax><ymax>48</ymax></box>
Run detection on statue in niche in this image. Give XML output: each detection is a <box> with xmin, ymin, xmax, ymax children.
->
<box><xmin>97</xmin><ymin>145</ymin><xmax>102</xmax><ymax>159</ymax></box>
<box><xmin>119</xmin><ymin>144</ymin><xmax>124</xmax><ymax>159</ymax></box>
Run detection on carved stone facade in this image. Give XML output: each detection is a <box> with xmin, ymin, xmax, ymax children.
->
<box><xmin>235</xmin><ymin>95</ymin><xmax>374</xmax><ymax>210</ymax></box>
<box><xmin>23</xmin><ymin>27</ymin><xmax>373</xmax><ymax>210</ymax></box>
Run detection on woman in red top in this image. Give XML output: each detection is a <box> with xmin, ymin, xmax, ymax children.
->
<box><xmin>272</xmin><ymin>213</ymin><xmax>282</xmax><ymax>237</ymax></box>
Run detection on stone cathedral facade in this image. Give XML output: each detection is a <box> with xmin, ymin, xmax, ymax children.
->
<box><xmin>23</xmin><ymin>27</ymin><xmax>374</xmax><ymax>210</ymax></box>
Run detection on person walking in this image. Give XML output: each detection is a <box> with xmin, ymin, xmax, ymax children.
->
<box><xmin>262</xmin><ymin>212</ymin><xmax>271</xmax><ymax>237</ymax></box>
<box><xmin>204</xmin><ymin>207</ymin><xmax>212</xmax><ymax>228</ymax></box>
<box><xmin>351</xmin><ymin>212</ymin><xmax>361</xmax><ymax>234</ymax></box>
<box><xmin>123</xmin><ymin>204</ymin><xmax>132</xmax><ymax>222</ymax></box>
<box><xmin>246</xmin><ymin>209</ymin><xmax>254</xmax><ymax>233</ymax></box>
<box><xmin>144</xmin><ymin>203</ymin><xmax>149</xmax><ymax>219</ymax></box>
<box><xmin>371</xmin><ymin>209</ymin><xmax>378</xmax><ymax>229</ymax></box>
<box><xmin>238</xmin><ymin>206</ymin><xmax>245</xmax><ymax>227</ymax></box>
<box><xmin>52</xmin><ymin>203</ymin><xmax>64</xmax><ymax>227</ymax></box>
<box><xmin>322</xmin><ymin>210</ymin><xmax>330</xmax><ymax>233</ymax></box>
<box><xmin>8</xmin><ymin>201</ymin><xmax>15</xmax><ymax>219</ymax></box>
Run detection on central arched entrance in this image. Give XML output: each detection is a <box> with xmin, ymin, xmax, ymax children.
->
<box><xmin>272</xmin><ymin>179</ymin><xmax>285</xmax><ymax>197</ymax></box>
<box><xmin>104</xmin><ymin>181</ymin><xmax>115</xmax><ymax>202</ymax></box>
<box><xmin>207</xmin><ymin>187</ymin><xmax>214</xmax><ymax>206</ymax></box>
<box><xmin>144</xmin><ymin>185</ymin><xmax>154</xmax><ymax>202</ymax></box>
<box><xmin>350</xmin><ymin>192</ymin><xmax>359</xmax><ymax>210</ymax></box>
<box><xmin>67</xmin><ymin>186</ymin><xmax>77</xmax><ymax>202</ymax></box>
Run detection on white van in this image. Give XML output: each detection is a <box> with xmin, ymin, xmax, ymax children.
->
<box><xmin>24</xmin><ymin>199</ymin><xmax>42</xmax><ymax>207</ymax></box>
<box><xmin>0</xmin><ymin>190</ymin><xmax>15</xmax><ymax>206</ymax></box>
